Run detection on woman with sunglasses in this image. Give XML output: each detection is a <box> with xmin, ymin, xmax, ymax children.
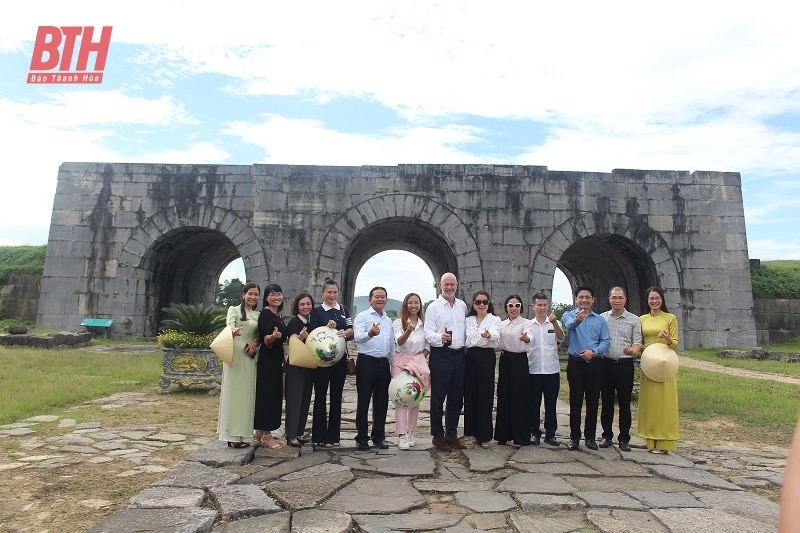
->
<box><xmin>463</xmin><ymin>290</ymin><xmax>501</xmax><ymax>449</ymax></box>
<box><xmin>493</xmin><ymin>294</ymin><xmax>534</xmax><ymax>447</ymax></box>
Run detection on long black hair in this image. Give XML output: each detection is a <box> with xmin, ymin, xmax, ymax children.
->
<box><xmin>263</xmin><ymin>283</ymin><xmax>284</xmax><ymax>313</ymax></box>
<box><xmin>240</xmin><ymin>282</ymin><xmax>260</xmax><ymax>321</ymax></box>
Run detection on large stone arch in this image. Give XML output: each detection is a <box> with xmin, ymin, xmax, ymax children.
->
<box><xmin>115</xmin><ymin>205</ymin><xmax>268</xmax><ymax>336</ymax></box>
<box><xmin>315</xmin><ymin>194</ymin><xmax>481</xmax><ymax>308</ymax></box>
<box><xmin>530</xmin><ymin>211</ymin><xmax>682</xmax><ymax>324</ymax></box>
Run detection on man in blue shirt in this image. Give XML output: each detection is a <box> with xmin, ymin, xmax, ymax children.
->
<box><xmin>561</xmin><ymin>285</ymin><xmax>611</xmax><ymax>451</ymax></box>
<box><xmin>353</xmin><ymin>286</ymin><xmax>395</xmax><ymax>451</ymax></box>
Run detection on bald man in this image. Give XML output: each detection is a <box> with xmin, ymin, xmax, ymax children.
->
<box><xmin>424</xmin><ymin>272</ymin><xmax>469</xmax><ymax>452</ymax></box>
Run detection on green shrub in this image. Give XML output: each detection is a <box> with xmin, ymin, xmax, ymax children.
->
<box><xmin>160</xmin><ymin>303</ymin><xmax>226</xmax><ymax>335</ymax></box>
<box><xmin>0</xmin><ymin>245</ymin><xmax>46</xmax><ymax>285</ymax></box>
<box><xmin>157</xmin><ymin>329</ymin><xmax>216</xmax><ymax>349</ymax></box>
<box><xmin>751</xmin><ymin>260</ymin><xmax>800</xmax><ymax>298</ymax></box>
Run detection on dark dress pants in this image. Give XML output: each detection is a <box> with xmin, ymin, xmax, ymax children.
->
<box><xmin>566</xmin><ymin>356</ymin><xmax>602</xmax><ymax>441</ymax></box>
<box><xmin>600</xmin><ymin>357</ymin><xmax>634</xmax><ymax>442</ymax></box>
<box><xmin>312</xmin><ymin>356</ymin><xmax>346</xmax><ymax>444</ymax></box>
<box><xmin>463</xmin><ymin>347</ymin><xmax>496</xmax><ymax>444</ymax></box>
<box><xmin>530</xmin><ymin>372</ymin><xmax>560</xmax><ymax>439</ymax></box>
<box><xmin>284</xmin><ymin>364</ymin><xmax>314</xmax><ymax>440</ymax></box>
<box><xmin>428</xmin><ymin>346</ymin><xmax>465</xmax><ymax>437</ymax></box>
<box><xmin>355</xmin><ymin>354</ymin><xmax>391</xmax><ymax>445</ymax></box>
<box><xmin>494</xmin><ymin>351</ymin><xmax>531</xmax><ymax>445</ymax></box>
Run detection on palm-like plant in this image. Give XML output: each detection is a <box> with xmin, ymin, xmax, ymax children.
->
<box><xmin>161</xmin><ymin>303</ymin><xmax>226</xmax><ymax>335</ymax></box>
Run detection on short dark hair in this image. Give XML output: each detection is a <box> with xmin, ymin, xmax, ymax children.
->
<box><xmin>369</xmin><ymin>286</ymin><xmax>387</xmax><ymax>299</ymax></box>
<box><xmin>531</xmin><ymin>292</ymin><xmax>548</xmax><ymax>302</ymax></box>
<box><xmin>290</xmin><ymin>290</ymin><xmax>314</xmax><ymax>316</ymax></box>
<box><xmin>574</xmin><ymin>285</ymin><xmax>594</xmax><ymax>298</ymax></box>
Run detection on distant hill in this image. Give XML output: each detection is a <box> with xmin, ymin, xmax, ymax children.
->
<box><xmin>352</xmin><ymin>295</ymin><xmax>402</xmax><ymax>317</ymax></box>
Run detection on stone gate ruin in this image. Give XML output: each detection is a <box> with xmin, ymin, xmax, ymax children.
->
<box><xmin>37</xmin><ymin>163</ymin><xmax>757</xmax><ymax>349</ymax></box>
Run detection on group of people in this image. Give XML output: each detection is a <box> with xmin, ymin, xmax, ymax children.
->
<box><xmin>216</xmin><ymin>272</ymin><xmax>680</xmax><ymax>455</ymax></box>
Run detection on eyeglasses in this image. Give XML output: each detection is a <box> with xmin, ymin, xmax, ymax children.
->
<box><xmin>473</xmin><ymin>299</ymin><xmax>489</xmax><ymax>306</ymax></box>
<box><xmin>506</xmin><ymin>303</ymin><xmax>522</xmax><ymax>308</ymax></box>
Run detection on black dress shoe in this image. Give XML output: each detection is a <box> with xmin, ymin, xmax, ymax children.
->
<box><xmin>585</xmin><ymin>439</ymin><xmax>599</xmax><ymax>450</ymax></box>
<box><xmin>619</xmin><ymin>441</ymin><xmax>631</xmax><ymax>452</ymax></box>
<box><xmin>357</xmin><ymin>442</ymin><xmax>370</xmax><ymax>451</ymax></box>
<box><xmin>373</xmin><ymin>440</ymin><xmax>390</xmax><ymax>449</ymax></box>
<box><xmin>598</xmin><ymin>437</ymin><xmax>613</xmax><ymax>448</ymax></box>
<box><xmin>567</xmin><ymin>439</ymin><xmax>579</xmax><ymax>450</ymax></box>
<box><xmin>543</xmin><ymin>436</ymin><xmax>560</xmax><ymax>447</ymax></box>
<box><xmin>531</xmin><ymin>435</ymin><xmax>541</xmax><ymax>445</ymax></box>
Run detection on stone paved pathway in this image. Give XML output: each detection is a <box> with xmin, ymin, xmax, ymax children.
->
<box><xmin>1</xmin><ymin>379</ymin><xmax>786</xmax><ymax>532</ymax></box>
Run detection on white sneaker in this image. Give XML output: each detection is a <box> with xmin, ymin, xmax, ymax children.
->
<box><xmin>398</xmin><ymin>434</ymin><xmax>410</xmax><ymax>450</ymax></box>
<box><xmin>407</xmin><ymin>432</ymin><xmax>416</xmax><ymax>447</ymax></box>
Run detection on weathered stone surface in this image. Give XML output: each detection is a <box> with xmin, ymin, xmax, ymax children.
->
<box><xmin>626</xmin><ymin>490</ymin><xmax>706</xmax><ymax>508</ymax></box>
<box><xmin>562</xmin><ymin>475</ymin><xmax>696</xmax><ymax>493</ymax></box>
<box><xmin>509</xmin><ymin>446</ymin><xmax>574</xmax><ymax>464</ymax></box>
<box><xmin>514</xmin><ymin>493</ymin><xmax>586</xmax><ymax>512</ymax></box>
<box><xmin>291</xmin><ymin>509</ymin><xmax>352</xmax><ymax>533</ymax></box>
<box><xmin>508</xmin><ymin>509</ymin><xmax>591</xmax><ymax>532</ymax></box>
<box><xmin>185</xmin><ymin>440</ymin><xmax>255</xmax><ymax>467</ymax></box>
<box><xmin>514</xmin><ymin>460</ymin><xmax>601</xmax><ymax>476</ymax></box>
<box><xmin>574</xmin><ymin>491</ymin><xmax>646</xmax><ymax>510</ymax></box>
<box><xmin>647</xmin><ymin>464</ymin><xmax>743</xmax><ymax>490</ymax></box>
<box><xmin>693</xmin><ymin>489</ymin><xmax>780</xmax><ymax>525</ymax></box>
<box><xmin>152</xmin><ymin>460</ymin><xmax>241</xmax><ymax>489</ymax></box>
<box><xmin>218</xmin><ymin>511</ymin><xmax>292</xmax><ymax>532</ymax></box>
<box><xmin>267</xmin><ymin>468</ymin><xmax>354</xmax><ymax>510</ymax></box>
<box><xmin>321</xmin><ymin>477</ymin><xmax>425</xmax><ymax>514</ymax></box>
<box><xmin>355</xmin><ymin>512</ymin><xmax>463</xmax><ymax>531</ymax></box>
<box><xmin>360</xmin><ymin>449</ymin><xmax>436</xmax><ymax>475</ymax></box>
<box><xmin>454</xmin><ymin>490</ymin><xmax>517</xmax><ymax>512</ymax></box>
<box><xmin>650</xmin><ymin>507</ymin><xmax>774</xmax><ymax>533</ymax></box>
<box><xmin>496</xmin><ymin>472</ymin><xmax>576</xmax><ymax>494</ymax></box>
<box><xmin>586</xmin><ymin>509</ymin><xmax>670</xmax><ymax>532</ymax></box>
<box><xmin>413</xmin><ymin>479</ymin><xmax>496</xmax><ymax>493</ymax></box>
<box><xmin>626</xmin><ymin>449</ymin><xmax>695</xmax><ymax>467</ymax></box>
<box><xmin>463</xmin><ymin>446</ymin><xmax>515</xmax><ymax>472</ymax></box>
<box><xmin>580</xmin><ymin>457</ymin><xmax>652</xmax><ymax>477</ymax></box>
<box><xmin>87</xmin><ymin>507</ymin><xmax>218</xmax><ymax>533</ymax></box>
<box><xmin>128</xmin><ymin>487</ymin><xmax>205</xmax><ymax>509</ymax></box>
<box><xmin>23</xmin><ymin>415</ymin><xmax>59</xmax><ymax>423</ymax></box>
<box><xmin>238</xmin><ymin>450</ymin><xmax>329</xmax><ymax>484</ymax></box>
<box><xmin>210</xmin><ymin>483</ymin><xmax>281</xmax><ymax>519</ymax></box>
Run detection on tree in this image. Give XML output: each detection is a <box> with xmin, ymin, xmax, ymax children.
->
<box><xmin>216</xmin><ymin>278</ymin><xmax>244</xmax><ymax>307</ymax></box>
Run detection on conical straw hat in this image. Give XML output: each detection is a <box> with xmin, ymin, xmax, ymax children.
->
<box><xmin>210</xmin><ymin>328</ymin><xmax>234</xmax><ymax>366</ymax></box>
<box><xmin>640</xmin><ymin>343</ymin><xmax>679</xmax><ymax>382</ymax></box>
<box><xmin>289</xmin><ymin>335</ymin><xmax>318</xmax><ymax>368</ymax></box>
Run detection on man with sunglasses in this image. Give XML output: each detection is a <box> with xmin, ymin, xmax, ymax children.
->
<box><xmin>528</xmin><ymin>293</ymin><xmax>565</xmax><ymax>446</ymax></box>
<box><xmin>562</xmin><ymin>285</ymin><xmax>611</xmax><ymax>451</ymax></box>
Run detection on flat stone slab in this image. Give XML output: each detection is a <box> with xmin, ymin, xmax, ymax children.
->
<box><xmin>210</xmin><ymin>483</ymin><xmax>281</xmax><ymax>519</ymax></box>
<box><xmin>24</xmin><ymin>415</ymin><xmax>60</xmax><ymax>423</ymax></box>
<box><xmin>463</xmin><ymin>447</ymin><xmax>515</xmax><ymax>472</ymax></box>
<box><xmin>509</xmin><ymin>509</ymin><xmax>591</xmax><ymax>532</ymax></box>
<box><xmin>496</xmin><ymin>472</ymin><xmax>576</xmax><ymax>494</ymax></box>
<box><xmin>1</xmin><ymin>427</ymin><xmax>36</xmax><ymax>437</ymax></box>
<box><xmin>562</xmin><ymin>475</ymin><xmax>696</xmax><ymax>493</ymax></box>
<box><xmin>626</xmin><ymin>449</ymin><xmax>695</xmax><ymax>467</ymax></box>
<box><xmin>279</xmin><ymin>462</ymin><xmax>350</xmax><ymax>481</ymax></box>
<box><xmin>413</xmin><ymin>479</ymin><xmax>497</xmax><ymax>493</ymax></box>
<box><xmin>693</xmin><ymin>489</ymin><xmax>780</xmax><ymax>525</ymax></box>
<box><xmin>626</xmin><ymin>490</ymin><xmax>707</xmax><ymax>508</ymax></box>
<box><xmin>267</xmin><ymin>468</ymin><xmax>354</xmax><ymax>510</ymax></box>
<box><xmin>574</xmin><ymin>491</ymin><xmax>646</xmax><ymax>510</ymax></box>
<box><xmin>361</xmin><ymin>450</ymin><xmax>436</xmax><ymax>475</ymax></box>
<box><xmin>650</xmin><ymin>507</ymin><xmax>775</xmax><ymax>533</ymax></box>
<box><xmin>185</xmin><ymin>440</ymin><xmax>255</xmax><ymax>467</ymax></box>
<box><xmin>87</xmin><ymin>507</ymin><xmax>218</xmax><ymax>533</ymax></box>
<box><xmin>509</xmin><ymin>446</ymin><xmax>574</xmax><ymax>463</ymax></box>
<box><xmin>238</xmin><ymin>451</ymin><xmax>330</xmax><ymax>484</ymax></box>
<box><xmin>455</xmin><ymin>490</ymin><xmax>517</xmax><ymax>512</ymax></box>
<box><xmin>128</xmin><ymin>487</ymin><xmax>205</xmax><ymax>509</ymax></box>
<box><xmin>218</xmin><ymin>510</ymin><xmax>292</xmax><ymax>532</ymax></box>
<box><xmin>292</xmin><ymin>509</ymin><xmax>353</xmax><ymax>533</ymax></box>
<box><xmin>146</xmin><ymin>432</ymin><xmax>187</xmax><ymax>443</ymax></box>
<box><xmin>152</xmin><ymin>460</ymin><xmax>241</xmax><ymax>489</ymax></box>
<box><xmin>647</xmin><ymin>465</ymin><xmax>743</xmax><ymax>490</ymax></box>
<box><xmin>586</xmin><ymin>508</ymin><xmax>671</xmax><ymax>532</ymax></box>
<box><xmin>514</xmin><ymin>493</ymin><xmax>587</xmax><ymax>512</ymax></box>
<box><xmin>515</xmin><ymin>461</ymin><xmax>601</xmax><ymax>476</ymax></box>
<box><xmin>321</xmin><ymin>477</ymin><xmax>426</xmax><ymax>514</ymax></box>
<box><xmin>353</xmin><ymin>512</ymin><xmax>462</xmax><ymax>531</ymax></box>
<box><xmin>579</xmin><ymin>457</ymin><xmax>652</xmax><ymax>477</ymax></box>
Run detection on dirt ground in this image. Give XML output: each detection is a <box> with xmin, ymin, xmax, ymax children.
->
<box><xmin>0</xmin><ymin>350</ymin><xmax>792</xmax><ymax>532</ymax></box>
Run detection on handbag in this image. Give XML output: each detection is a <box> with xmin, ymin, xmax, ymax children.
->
<box><xmin>346</xmin><ymin>356</ymin><xmax>356</xmax><ymax>376</ymax></box>
<box><xmin>210</xmin><ymin>327</ymin><xmax>234</xmax><ymax>366</ymax></box>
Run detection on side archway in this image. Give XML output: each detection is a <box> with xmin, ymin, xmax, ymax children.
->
<box><xmin>315</xmin><ymin>194</ymin><xmax>482</xmax><ymax>308</ymax></box>
<box><xmin>115</xmin><ymin>205</ymin><xmax>268</xmax><ymax>336</ymax></box>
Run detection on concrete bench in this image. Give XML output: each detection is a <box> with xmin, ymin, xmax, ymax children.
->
<box><xmin>80</xmin><ymin>318</ymin><xmax>114</xmax><ymax>338</ymax></box>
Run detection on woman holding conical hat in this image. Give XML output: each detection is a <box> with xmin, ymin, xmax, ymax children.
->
<box><xmin>218</xmin><ymin>282</ymin><xmax>260</xmax><ymax>448</ymax></box>
<box><xmin>284</xmin><ymin>290</ymin><xmax>316</xmax><ymax>447</ymax></box>
<box><xmin>639</xmin><ymin>286</ymin><xmax>680</xmax><ymax>454</ymax></box>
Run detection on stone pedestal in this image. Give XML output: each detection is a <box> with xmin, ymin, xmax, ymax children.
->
<box><xmin>157</xmin><ymin>348</ymin><xmax>221</xmax><ymax>395</ymax></box>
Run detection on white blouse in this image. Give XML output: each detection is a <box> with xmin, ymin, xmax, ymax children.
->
<box><xmin>465</xmin><ymin>313</ymin><xmax>502</xmax><ymax>349</ymax></box>
<box><xmin>499</xmin><ymin>316</ymin><xmax>532</xmax><ymax>353</ymax></box>
<box><xmin>393</xmin><ymin>318</ymin><xmax>430</xmax><ymax>354</ymax></box>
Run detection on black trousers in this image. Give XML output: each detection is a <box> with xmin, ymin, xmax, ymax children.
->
<box><xmin>428</xmin><ymin>346</ymin><xmax>465</xmax><ymax>437</ymax></box>
<box><xmin>530</xmin><ymin>372</ymin><xmax>560</xmax><ymax>439</ymax></box>
<box><xmin>566</xmin><ymin>356</ymin><xmax>602</xmax><ymax>441</ymax></box>
<box><xmin>355</xmin><ymin>353</ymin><xmax>391</xmax><ymax>444</ymax></box>
<box><xmin>312</xmin><ymin>356</ymin><xmax>346</xmax><ymax>445</ymax></box>
<box><xmin>600</xmin><ymin>357</ymin><xmax>634</xmax><ymax>443</ymax></box>
<box><xmin>494</xmin><ymin>351</ymin><xmax>531</xmax><ymax>445</ymax></box>
<box><xmin>463</xmin><ymin>347</ymin><xmax>496</xmax><ymax>443</ymax></box>
<box><xmin>284</xmin><ymin>364</ymin><xmax>314</xmax><ymax>440</ymax></box>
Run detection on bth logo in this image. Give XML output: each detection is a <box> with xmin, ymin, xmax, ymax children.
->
<box><xmin>28</xmin><ymin>26</ymin><xmax>112</xmax><ymax>84</ymax></box>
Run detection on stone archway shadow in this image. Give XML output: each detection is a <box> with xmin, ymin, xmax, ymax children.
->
<box><xmin>116</xmin><ymin>205</ymin><xmax>268</xmax><ymax>336</ymax></box>
<box><xmin>314</xmin><ymin>194</ymin><xmax>482</xmax><ymax>308</ymax></box>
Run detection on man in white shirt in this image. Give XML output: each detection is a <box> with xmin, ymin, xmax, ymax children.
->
<box><xmin>528</xmin><ymin>293</ymin><xmax>565</xmax><ymax>446</ymax></box>
<box><xmin>423</xmin><ymin>272</ymin><xmax>468</xmax><ymax>452</ymax></box>
<box><xmin>353</xmin><ymin>287</ymin><xmax>395</xmax><ymax>451</ymax></box>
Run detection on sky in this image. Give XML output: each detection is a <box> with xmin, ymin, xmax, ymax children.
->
<box><xmin>2</xmin><ymin>2</ymin><xmax>799</xmax><ymax>307</ymax></box>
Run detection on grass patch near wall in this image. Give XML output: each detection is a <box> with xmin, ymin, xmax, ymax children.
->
<box><xmin>678</xmin><ymin>366</ymin><xmax>800</xmax><ymax>445</ymax></box>
<box><xmin>681</xmin><ymin>347</ymin><xmax>800</xmax><ymax>378</ymax></box>
<box><xmin>0</xmin><ymin>347</ymin><xmax>161</xmax><ymax>425</ymax></box>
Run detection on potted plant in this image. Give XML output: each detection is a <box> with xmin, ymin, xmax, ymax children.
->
<box><xmin>157</xmin><ymin>303</ymin><xmax>227</xmax><ymax>394</ymax></box>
